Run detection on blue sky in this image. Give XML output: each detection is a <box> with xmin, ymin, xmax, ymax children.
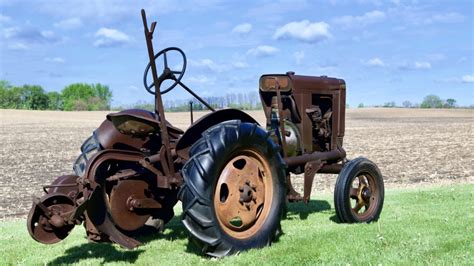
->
<box><xmin>0</xmin><ymin>0</ymin><xmax>472</xmax><ymax>107</ymax></box>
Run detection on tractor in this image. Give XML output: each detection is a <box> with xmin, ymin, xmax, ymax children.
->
<box><xmin>27</xmin><ymin>9</ymin><xmax>384</xmax><ymax>257</ymax></box>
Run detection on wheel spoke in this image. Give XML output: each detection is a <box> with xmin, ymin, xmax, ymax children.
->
<box><xmin>349</xmin><ymin>187</ymin><xmax>358</xmax><ymax>199</ymax></box>
<box><xmin>358</xmin><ymin>175</ymin><xmax>368</xmax><ymax>186</ymax></box>
<box><xmin>353</xmin><ymin>202</ymin><xmax>363</xmax><ymax>213</ymax></box>
<box><xmin>163</xmin><ymin>52</ymin><xmax>168</xmax><ymax>68</ymax></box>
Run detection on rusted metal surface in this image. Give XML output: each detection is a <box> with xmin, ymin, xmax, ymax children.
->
<box><xmin>175</xmin><ymin>109</ymin><xmax>259</xmax><ymax>160</ymax></box>
<box><xmin>213</xmin><ymin>149</ymin><xmax>273</xmax><ymax>239</ymax></box>
<box><xmin>26</xmin><ymin>8</ymin><xmax>383</xmax><ymax>257</ymax></box>
<box><xmin>27</xmin><ymin>193</ymin><xmax>76</xmax><ymax>244</ymax></box>
<box><xmin>109</xmin><ymin>179</ymin><xmax>154</xmax><ymax>231</ymax></box>
<box><xmin>349</xmin><ymin>173</ymin><xmax>381</xmax><ymax>220</ymax></box>
<box><xmin>142</xmin><ymin>9</ymin><xmax>175</xmax><ymax>176</ymax></box>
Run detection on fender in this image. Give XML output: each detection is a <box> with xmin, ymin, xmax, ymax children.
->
<box><xmin>175</xmin><ymin>108</ymin><xmax>259</xmax><ymax>160</ymax></box>
<box><xmin>95</xmin><ymin>109</ymin><xmax>182</xmax><ymax>153</ymax></box>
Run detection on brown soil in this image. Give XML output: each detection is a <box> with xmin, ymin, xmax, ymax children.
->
<box><xmin>1</xmin><ymin>108</ymin><xmax>472</xmax><ymax>219</ymax></box>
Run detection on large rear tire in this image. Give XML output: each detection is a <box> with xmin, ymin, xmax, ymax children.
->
<box><xmin>179</xmin><ymin>120</ymin><xmax>286</xmax><ymax>257</ymax></box>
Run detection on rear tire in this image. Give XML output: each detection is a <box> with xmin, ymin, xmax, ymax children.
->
<box><xmin>179</xmin><ymin>120</ymin><xmax>286</xmax><ymax>257</ymax></box>
<box><xmin>334</xmin><ymin>157</ymin><xmax>384</xmax><ymax>223</ymax></box>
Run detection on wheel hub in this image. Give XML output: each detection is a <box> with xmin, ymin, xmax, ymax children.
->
<box><xmin>213</xmin><ymin>150</ymin><xmax>274</xmax><ymax>239</ymax></box>
<box><xmin>361</xmin><ymin>187</ymin><xmax>371</xmax><ymax>201</ymax></box>
<box><xmin>239</xmin><ymin>181</ymin><xmax>256</xmax><ymax>204</ymax></box>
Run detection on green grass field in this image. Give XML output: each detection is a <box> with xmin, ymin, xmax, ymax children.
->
<box><xmin>1</xmin><ymin>184</ymin><xmax>472</xmax><ymax>265</ymax></box>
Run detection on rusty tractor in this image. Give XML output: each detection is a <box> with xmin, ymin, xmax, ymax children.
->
<box><xmin>27</xmin><ymin>10</ymin><xmax>384</xmax><ymax>257</ymax></box>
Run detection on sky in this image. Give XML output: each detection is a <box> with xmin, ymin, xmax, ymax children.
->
<box><xmin>0</xmin><ymin>0</ymin><xmax>473</xmax><ymax>107</ymax></box>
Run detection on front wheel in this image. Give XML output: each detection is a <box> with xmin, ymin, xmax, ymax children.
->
<box><xmin>179</xmin><ymin>120</ymin><xmax>286</xmax><ymax>257</ymax></box>
<box><xmin>334</xmin><ymin>157</ymin><xmax>384</xmax><ymax>223</ymax></box>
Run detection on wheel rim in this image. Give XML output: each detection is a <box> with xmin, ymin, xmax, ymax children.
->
<box><xmin>349</xmin><ymin>172</ymin><xmax>380</xmax><ymax>220</ymax></box>
<box><xmin>213</xmin><ymin>149</ymin><xmax>274</xmax><ymax>239</ymax></box>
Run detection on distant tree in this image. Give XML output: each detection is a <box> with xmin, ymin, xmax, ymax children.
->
<box><xmin>62</xmin><ymin>83</ymin><xmax>95</xmax><ymax>110</ymax></box>
<box><xmin>61</xmin><ymin>83</ymin><xmax>112</xmax><ymax>111</ymax></box>
<box><xmin>22</xmin><ymin>85</ymin><xmax>49</xmax><ymax>110</ymax></box>
<box><xmin>358</xmin><ymin>103</ymin><xmax>365</xmax><ymax>108</ymax></box>
<box><xmin>47</xmin><ymin>91</ymin><xmax>63</xmax><ymax>110</ymax></box>
<box><xmin>445</xmin><ymin>98</ymin><xmax>456</xmax><ymax>108</ymax></box>
<box><xmin>421</xmin><ymin>95</ymin><xmax>443</xmax><ymax>108</ymax></box>
<box><xmin>92</xmin><ymin>83</ymin><xmax>113</xmax><ymax>109</ymax></box>
<box><xmin>402</xmin><ymin>100</ymin><xmax>412</xmax><ymax>108</ymax></box>
<box><xmin>73</xmin><ymin>99</ymin><xmax>88</xmax><ymax>111</ymax></box>
<box><xmin>383</xmin><ymin>101</ymin><xmax>396</xmax><ymax>108</ymax></box>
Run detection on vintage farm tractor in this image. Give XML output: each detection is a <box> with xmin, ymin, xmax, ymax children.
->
<box><xmin>27</xmin><ymin>10</ymin><xmax>384</xmax><ymax>257</ymax></box>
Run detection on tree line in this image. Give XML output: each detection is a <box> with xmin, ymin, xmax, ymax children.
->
<box><xmin>358</xmin><ymin>95</ymin><xmax>463</xmax><ymax>109</ymax></box>
<box><xmin>1</xmin><ymin>80</ymin><xmax>467</xmax><ymax>111</ymax></box>
<box><xmin>0</xmin><ymin>81</ymin><xmax>112</xmax><ymax>111</ymax></box>
<box><xmin>120</xmin><ymin>92</ymin><xmax>262</xmax><ymax>112</ymax></box>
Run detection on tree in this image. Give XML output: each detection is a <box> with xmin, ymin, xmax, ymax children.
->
<box><xmin>22</xmin><ymin>85</ymin><xmax>49</xmax><ymax>110</ymax></box>
<box><xmin>445</xmin><ymin>98</ymin><xmax>456</xmax><ymax>108</ymax></box>
<box><xmin>47</xmin><ymin>91</ymin><xmax>63</xmax><ymax>110</ymax></box>
<box><xmin>421</xmin><ymin>95</ymin><xmax>443</xmax><ymax>108</ymax></box>
<box><xmin>358</xmin><ymin>103</ymin><xmax>365</xmax><ymax>108</ymax></box>
<box><xmin>383</xmin><ymin>101</ymin><xmax>396</xmax><ymax>108</ymax></box>
<box><xmin>62</xmin><ymin>83</ymin><xmax>95</xmax><ymax>110</ymax></box>
<box><xmin>61</xmin><ymin>83</ymin><xmax>112</xmax><ymax>111</ymax></box>
<box><xmin>92</xmin><ymin>83</ymin><xmax>113</xmax><ymax>109</ymax></box>
<box><xmin>402</xmin><ymin>100</ymin><xmax>412</xmax><ymax>108</ymax></box>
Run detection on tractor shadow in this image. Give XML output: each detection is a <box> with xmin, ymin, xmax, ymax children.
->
<box><xmin>285</xmin><ymin>199</ymin><xmax>331</xmax><ymax>220</ymax></box>
<box><xmin>49</xmin><ymin>201</ymin><xmax>335</xmax><ymax>263</ymax></box>
<box><xmin>48</xmin><ymin>215</ymin><xmax>189</xmax><ymax>264</ymax></box>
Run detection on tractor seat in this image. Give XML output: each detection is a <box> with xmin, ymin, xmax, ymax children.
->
<box><xmin>107</xmin><ymin>109</ymin><xmax>184</xmax><ymax>138</ymax></box>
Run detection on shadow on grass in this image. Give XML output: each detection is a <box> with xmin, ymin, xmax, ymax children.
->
<box><xmin>48</xmin><ymin>216</ymin><xmax>190</xmax><ymax>264</ymax></box>
<box><xmin>329</xmin><ymin>215</ymin><xmax>341</xmax><ymax>223</ymax></box>
<box><xmin>286</xmin><ymin>199</ymin><xmax>331</xmax><ymax>220</ymax></box>
<box><xmin>49</xmin><ymin>200</ymin><xmax>334</xmax><ymax>262</ymax></box>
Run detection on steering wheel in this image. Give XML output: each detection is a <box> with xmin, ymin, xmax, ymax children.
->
<box><xmin>143</xmin><ymin>47</ymin><xmax>187</xmax><ymax>95</ymax></box>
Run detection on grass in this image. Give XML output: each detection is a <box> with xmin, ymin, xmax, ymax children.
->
<box><xmin>1</xmin><ymin>184</ymin><xmax>473</xmax><ymax>265</ymax></box>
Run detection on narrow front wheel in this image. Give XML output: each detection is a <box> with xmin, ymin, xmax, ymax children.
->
<box><xmin>334</xmin><ymin>157</ymin><xmax>384</xmax><ymax>223</ymax></box>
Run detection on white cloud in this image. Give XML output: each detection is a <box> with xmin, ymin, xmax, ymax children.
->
<box><xmin>2</xmin><ymin>26</ymin><xmax>61</xmax><ymax>44</ymax></box>
<box><xmin>188</xmin><ymin>75</ymin><xmax>216</xmax><ymax>85</ymax></box>
<box><xmin>190</xmin><ymin>58</ymin><xmax>249</xmax><ymax>72</ymax></box>
<box><xmin>399</xmin><ymin>61</ymin><xmax>431</xmax><ymax>70</ymax></box>
<box><xmin>7</xmin><ymin>42</ymin><xmax>29</xmax><ymax>50</ymax></box>
<box><xmin>364</xmin><ymin>57</ymin><xmax>385</xmax><ymax>67</ymax></box>
<box><xmin>232</xmin><ymin>23</ymin><xmax>252</xmax><ymax>34</ymax></box>
<box><xmin>427</xmin><ymin>12</ymin><xmax>465</xmax><ymax>24</ymax></box>
<box><xmin>274</xmin><ymin>20</ymin><xmax>330</xmax><ymax>43</ymax></box>
<box><xmin>414</xmin><ymin>61</ymin><xmax>431</xmax><ymax>69</ymax></box>
<box><xmin>247</xmin><ymin>45</ymin><xmax>279</xmax><ymax>57</ymax></box>
<box><xmin>45</xmin><ymin>57</ymin><xmax>65</xmax><ymax>63</ymax></box>
<box><xmin>190</xmin><ymin>59</ymin><xmax>227</xmax><ymax>72</ymax></box>
<box><xmin>0</xmin><ymin>14</ymin><xmax>11</xmax><ymax>23</ymax></box>
<box><xmin>334</xmin><ymin>10</ymin><xmax>386</xmax><ymax>28</ymax></box>
<box><xmin>461</xmin><ymin>74</ymin><xmax>474</xmax><ymax>83</ymax></box>
<box><xmin>232</xmin><ymin>61</ymin><xmax>249</xmax><ymax>69</ymax></box>
<box><xmin>294</xmin><ymin>51</ymin><xmax>305</xmax><ymax>65</ymax></box>
<box><xmin>94</xmin><ymin>27</ymin><xmax>131</xmax><ymax>47</ymax></box>
<box><xmin>54</xmin><ymin>18</ymin><xmax>83</xmax><ymax>30</ymax></box>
